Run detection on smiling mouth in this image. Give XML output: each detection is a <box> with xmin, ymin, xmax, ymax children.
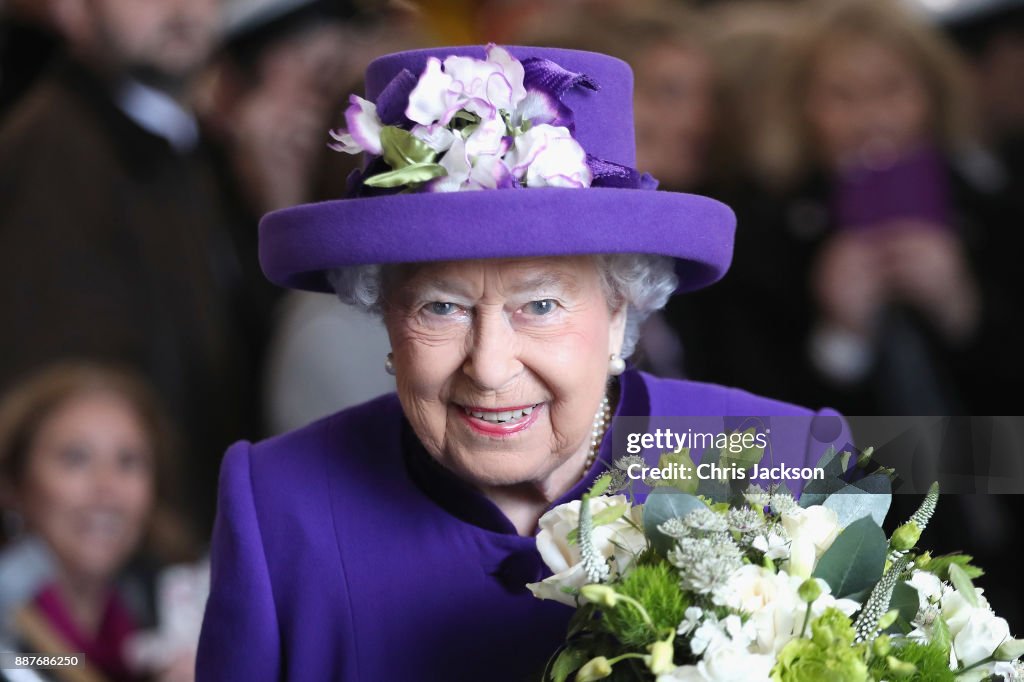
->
<box><xmin>459</xmin><ymin>403</ymin><xmax>542</xmax><ymax>424</ymax></box>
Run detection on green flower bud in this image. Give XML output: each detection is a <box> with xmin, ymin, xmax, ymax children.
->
<box><xmin>575</xmin><ymin>656</ymin><xmax>612</xmax><ymax>682</ymax></box>
<box><xmin>646</xmin><ymin>639</ymin><xmax>676</xmax><ymax>675</ymax></box>
<box><xmin>890</xmin><ymin>522</ymin><xmax>922</xmax><ymax>551</ymax></box>
<box><xmin>876</xmin><ymin>609</ymin><xmax>899</xmax><ymax>631</ymax></box>
<box><xmin>886</xmin><ymin>656</ymin><xmax>917</xmax><ymax>678</ymax></box>
<box><xmin>798</xmin><ymin>578</ymin><xmax>823</xmax><ymax>604</ymax></box>
<box><xmin>872</xmin><ymin>634</ymin><xmax>891</xmax><ymax>657</ymax></box>
<box><xmin>580</xmin><ymin>584</ymin><xmax>619</xmax><ymax>608</ymax></box>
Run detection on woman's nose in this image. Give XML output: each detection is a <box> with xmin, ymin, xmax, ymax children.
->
<box><xmin>461</xmin><ymin>310</ymin><xmax>522</xmax><ymax>391</ymax></box>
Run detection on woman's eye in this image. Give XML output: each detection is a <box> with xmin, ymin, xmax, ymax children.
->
<box><xmin>426</xmin><ymin>301</ymin><xmax>459</xmax><ymax>316</ymax></box>
<box><xmin>58</xmin><ymin>444</ymin><xmax>89</xmax><ymax>469</ymax></box>
<box><xmin>524</xmin><ymin>299</ymin><xmax>559</xmax><ymax>315</ymax></box>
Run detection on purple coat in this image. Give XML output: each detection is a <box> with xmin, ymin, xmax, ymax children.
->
<box><xmin>196</xmin><ymin>370</ymin><xmax>847</xmax><ymax>681</ymax></box>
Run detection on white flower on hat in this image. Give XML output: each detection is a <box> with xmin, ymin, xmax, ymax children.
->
<box><xmin>328</xmin><ymin>95</ymin><xmax>383</xmax><ymax>155</ymax></box>
<box><xmin>405</xmin><ymin>45</ymin><xmax>527</xmax><ymax>126</ymax></box>
<box><xmin>505</xmin><ymin>124</ymin><xmax>591</xmax><ymax>188</ymax></box>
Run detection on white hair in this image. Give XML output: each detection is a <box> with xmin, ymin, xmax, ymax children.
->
<box><xmin>325</xmin><ymin>254</ymin><xmax>678</xmax><ymax>358</ymax></box>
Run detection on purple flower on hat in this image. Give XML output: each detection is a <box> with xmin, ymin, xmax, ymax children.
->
<box><xmin>327</xmin><ymin>44</ymin><xmax>629</xmax><ymax>194</ymax></box>
<box><xmin>328</xmin><ymin>95</ymin><xmax>383</xmax><ymax>156</ymax></box>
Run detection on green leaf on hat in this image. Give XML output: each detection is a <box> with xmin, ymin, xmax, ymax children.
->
<box><xmin>379</xmin><ymin>126</ymin><xmax>437</xmax><ymax>169</ymax></box>
<box><xmin>363</xmin><ymin>163</ymin><xmax>446</xmax><ymax>188</ymax></box>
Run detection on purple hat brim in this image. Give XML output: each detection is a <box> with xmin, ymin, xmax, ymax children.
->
<box><xmin>259</xmin><ymin>187</ymin><xmax>735</xmax><ymax>294</ymax></box>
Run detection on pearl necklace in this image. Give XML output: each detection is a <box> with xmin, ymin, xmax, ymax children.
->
<box><xmin>581</xmin><ymin>395</ymin><xmax>612</xmax><ymax>480</ymax></box>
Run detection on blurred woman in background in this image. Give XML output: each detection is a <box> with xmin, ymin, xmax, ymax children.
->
<box><xmin>673</xmin><ymin>0</ymin><xmax>1023</xmax><ymax>415</ymax></box>
<box><xmin>0</xmin><ymin>363</ymin><xmax>198</xmax><ymax>682</ymax></box>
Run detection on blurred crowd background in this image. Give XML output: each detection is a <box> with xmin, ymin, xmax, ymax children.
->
<box><xmin>0</xmin><ymin>0</ymin><xmax>1021</xmax><ymax>678</ymax></box>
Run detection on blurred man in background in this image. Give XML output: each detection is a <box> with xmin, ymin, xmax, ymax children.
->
<box><xmin>0</xmin><ymin>0</ymin><xmax>262</xmax><ymax>534</ymax></box>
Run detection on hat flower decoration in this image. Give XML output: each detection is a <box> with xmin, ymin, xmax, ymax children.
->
<box><xmin>258</xmin><ymin>44</ymin><xmax>736</xmax><ymax>295</ymax></box>
<box><xmin>328</xmin><ymin>44</ymin><xmax>653</xmax><ymax>194</ymax></box>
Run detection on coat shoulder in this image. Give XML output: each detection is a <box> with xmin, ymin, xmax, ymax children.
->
<box><xmin>638</xmin><ymin>371</ymin><xmax>834</xmax><ymax>417</ymax></box>
<box><xmin>246</xmin><ymin>391</ymin><xmax>403</xmax><ymax>473</ymax></box>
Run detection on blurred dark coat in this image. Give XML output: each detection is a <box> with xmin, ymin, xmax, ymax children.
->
<box><xmin>667</xmin><ymin>158</ymin><xmax>1024</xmax><ymax>416</ymax></box>
<box><xmin>0</xmin><ymin>58</ymin><xmax>266</xmax><ymax>532</ymax></box>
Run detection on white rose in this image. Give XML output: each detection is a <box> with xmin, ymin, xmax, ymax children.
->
<box><xmin>781</xmin><ymin>506</ymin><xmax>840</xmax><ymax>557</ymax></box>
<box><xmin>526</xmin><ymin>495</ymin><xmax>645</xmax><ymax>606</ymax></box>
<box><xmin>657</xmin><ymin>665</ymin><xmax>707</xmax><ymax>682</ymax></box>
<box><xmin>955</xmin><ymin>609</ymin><xmax>1011</xmax><ymax>667</ymax></box>
<box><xmin>714</xmin><ymin>565</ymin><xmax>798</xmax><ymax>654</ymax></box>
<box><xmin>699</xmin><ymin>640</ymin><xmax>774</xmax><ymax>682</ymax></box>
<box><xmin>715</xmin><ymin>566</ymin><xmax>857</xmax><ymax>655</ymax></box>
<box><xmin>780</xmin><ymin>506</ymin><xmax>840</xmax><ymax>577</ymax></box>
<box><xmin>505</xmin><ymin>124</ymin><xmax>592</xmax><ymax>188</ymax></box>
<box><xmin>942</xmin><ymin>587</ymin><xmax>990</xmax><ymax>639</ymax></box>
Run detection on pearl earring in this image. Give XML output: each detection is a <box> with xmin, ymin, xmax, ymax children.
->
<box><xmin>608</xmin><ymin>353</ymin><xmax>626</xmax><ymax>376</ymax></box>
<box><xmin>384</xmin><ymin>352</ymin><xmax>396</xmax><ymax>376</ymax></box>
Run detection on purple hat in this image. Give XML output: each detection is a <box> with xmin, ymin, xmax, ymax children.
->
<box><xmin>258</xmin><ymin>45</ymin><xmax>736</xmax><ymax>294</ymax></box>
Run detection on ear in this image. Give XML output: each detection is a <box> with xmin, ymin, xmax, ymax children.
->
<box><xmin>608</xmin><ymin>303</ymin><xmax>628</xmax><ymax>357</ymax></box>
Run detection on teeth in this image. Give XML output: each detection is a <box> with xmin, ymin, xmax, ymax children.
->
<box><xmin>462</xmin><ymin>404</ymin><xmax>539</xmax><ymax>423</ymax></box>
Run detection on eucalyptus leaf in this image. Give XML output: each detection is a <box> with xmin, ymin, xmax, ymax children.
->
<box><xmin>850</xmin><ymin>472</ymin><xmax>894</xmax><ymax>495</ymax></box>
<box><xmin>799</xmin><ymin>476</ymin><xmax>849</xmax><ymax>508</ymax></box>
<box><xmin>822</xmin><ymin>484</ymin><xmax>891</xmax><ymax>528</ymax></box>
<box><xmin>362</xmin><ymin>163</ymin><xmax>446</xmax><ymax>188</ymax></box>
<box><xmin>643</xmin><ymin>489</ymin><xmax>706</xmax><ymax>555</ymax></box>
<box><xmin>889</xmin><ymin>581</ymin><xmax>920</xmax><ymax>626</ymax></box>
<box><xmin>949</xmin><ymin>564</ymin><xmax>980</xmax><ymax>608</ymax></box>
<box><xmin>379</xmin><ymin>126</ymin><xmax>437</xmax><ymax>169</ymax></box>
<box><xmin>813</xmin><ymin>516</ymin><xmax>887</xmax><ymax>598</ymax></box>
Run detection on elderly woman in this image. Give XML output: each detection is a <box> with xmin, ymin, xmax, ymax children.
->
<box><xmin>196</xmin><ymin>45</ymin><xmax>847</xmax><ymax>681</ymax></box>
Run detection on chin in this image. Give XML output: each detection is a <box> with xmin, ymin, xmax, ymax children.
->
<box><xmin>449</xmin><ymin>451</ymin><xmax>539</xmax><ymax>488</ymax></box>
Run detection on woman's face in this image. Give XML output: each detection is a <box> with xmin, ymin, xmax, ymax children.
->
<box><xmin>634</xmin><ymin>42</ymin><xmax>715</xmax><ymax>190</ymax></box>
<box><xmin>384</xmin><ymin>256</ymin><xmax>626</xmax><ymax>490</ymax></box>
<box><xmin>805</xmin><ymin>36</ymin><xmax>931</xmax><ymax>168</ymax></box>
<box><xmin>18</xmin><ymin>391</ymin><xmax>155</xmax><ymax>583</ymax></box>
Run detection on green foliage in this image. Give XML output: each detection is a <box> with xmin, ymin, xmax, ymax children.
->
<box><xmin>916</xmin><ymin>553</ymin><xmax>984</xmax><ymax>581</ymax></box>
<box><xmin>652</xmin><ymin>450</ymin><xmax>698</xmax><ymax>494</ymax></box>
<box><xmin>600</xmin><ymin>563</ymin><xmax>689</xmax><ymax>648</ymax></box>
<box><xmin>378</xmin><ymin>126</ymin><xmax>437</xmax><ymax>168</ymax></box>
<box><xmin>949</xmin><ymin>564</ymin><xmax>980</xmax><ymax>608</ymax></box>
<box><xmin>866</xmin><ymin>640</ymin><xmax>956</xmax><ymax>681</ymax></box>
<box><xmin>813</xmin><ymin>516</ymin><xmax>887</xmax><ymax>598</ymax></box>
<box><xmin>771</xmin><ymin>608</ymin><xmax>870</xmax><ymax>682</ymax></box>
<box><xmin>362</xmin><ymin>163</ymin><xmax>446</xmax><ymax>188</ymax></box>
<box><xmin>548</xmin><ymin>646</ymin><xmax>589</xmax><ymax>682</ymax></box>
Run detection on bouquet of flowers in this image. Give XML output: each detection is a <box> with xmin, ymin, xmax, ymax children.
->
<box><xmin>527</xmin><ymin>447</ymin><xmax>1024</xmax><ymax>681</ymax></box>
